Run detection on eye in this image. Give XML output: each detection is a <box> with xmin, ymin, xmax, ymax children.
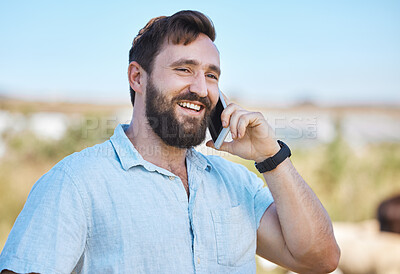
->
<box><xmin>175</xmin><ymin>68</ymin><xmax>191</xmax><ymax>73</ymax></box>
<box><xmin>206</xmin><ymin>73</ymin><xmax>218</xmax><ymax>80</ymax></box>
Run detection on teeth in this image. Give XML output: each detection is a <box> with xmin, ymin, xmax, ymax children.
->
<box><xmin>178</xmin><ymin>102</ymin><xmax>201</xmax><ymax>111</ymax></box>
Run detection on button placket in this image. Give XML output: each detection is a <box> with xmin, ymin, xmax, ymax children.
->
<box><xmin>188</xmin><ymin>176</ymin><xmax>202</xmax><ymax>271</ymax></box>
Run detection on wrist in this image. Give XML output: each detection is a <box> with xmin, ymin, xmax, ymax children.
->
<box><xmin>254</xmin><ymin>141</ymin><xmax>281</xmax><ymax>163</ymax></box>
<box><xmin>254</xmin><ymin>140</ymin><xmax>291</xmax><ymax>173</ymax></box>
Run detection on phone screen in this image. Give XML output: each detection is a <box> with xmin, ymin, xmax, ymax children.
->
<box><xmin>208</xmin><ymin>98</ymin><xmax>225</xmax><ymax>142</ymax></box>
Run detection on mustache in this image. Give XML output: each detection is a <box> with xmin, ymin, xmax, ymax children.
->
<box><xmin>173</xmin><ymin>92</ymin><xmax>212</xmax><ymax>110</ymax></box>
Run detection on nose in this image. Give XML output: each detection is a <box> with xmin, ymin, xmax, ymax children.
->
<box><xmin>189</xmin><ymin>73</ymin><xmax>208</xmax><ymax>98</ymax></box>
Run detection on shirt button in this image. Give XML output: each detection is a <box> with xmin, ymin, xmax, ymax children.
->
<box><xmin>197</xmin><ymin>257</ymin><xmax>200</xmax><ymax>264</ymax></box>
<box><xmin>169</xmin><ymin>176</ymin><xmax>174</xmax><ymax>180</ymax></box>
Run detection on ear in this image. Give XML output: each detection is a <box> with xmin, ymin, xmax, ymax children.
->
<box><xmin>128</xmin><ymin>61</ymin><xmax>146</xmax><ymax>94</ymax></box>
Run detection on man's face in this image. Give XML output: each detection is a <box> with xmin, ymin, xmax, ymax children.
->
<box><xmin>144</xmin><ymin>34</ymin><xmax>221</xmax><ymax>148</ymax></box>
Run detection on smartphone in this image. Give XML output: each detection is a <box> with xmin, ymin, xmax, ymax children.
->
<box><xmin>208</xmin><ymin>90</ymin><xmax>230</xmax><ymax>149</ymax></box>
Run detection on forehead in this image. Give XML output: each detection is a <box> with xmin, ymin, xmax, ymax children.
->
<box><xmin>154</xmin><ymin>33</ymin><xmax>220</xmax><ymax>69</ymax></box>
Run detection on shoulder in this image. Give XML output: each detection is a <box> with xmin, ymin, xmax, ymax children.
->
<box><xmin>31</xmin><ymin>140</ymin><xmax>118</xmax><ymax>197</ymax></box>
<box><xmin>25</xmin><ymin>140</ymin><xmax>118</xmax><ymax>214</ymax></box>
<box><xmin>53</xmin><ymin>140</ymin><xmax>117</xmax><ymax>175</ymax></box>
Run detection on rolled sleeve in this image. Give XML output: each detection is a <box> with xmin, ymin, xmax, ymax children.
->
<box><xmin>253</xmin><ymin>178</ymin><xmax>274</xmax><ymax>229</ymax></box>
<box><xmin>243</xmin><ymin>171</ymin><xmax>274</xmax><ymax>230</ymax></box>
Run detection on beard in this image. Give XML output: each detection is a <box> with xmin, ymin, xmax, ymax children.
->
<box><xmin>145</xmin><ymin>76</ymin><xmax>212</xmax><ymax>149</ymax></box>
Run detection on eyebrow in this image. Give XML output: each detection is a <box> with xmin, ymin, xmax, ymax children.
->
<box><xmin>170</xmin><ymin>58</ymin><xmax>221</xmax><ymax>76</ymax></box>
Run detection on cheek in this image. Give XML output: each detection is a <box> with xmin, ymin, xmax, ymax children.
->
<box><xmin>209</xmin><ymin>88</ymin><xmax>220</xmax><ymax>107</ymax></box>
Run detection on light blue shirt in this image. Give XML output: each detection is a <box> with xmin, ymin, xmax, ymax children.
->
<box><xmin>0</xmin><ymin>124</ymin><xmax>274</xmax><ymax>274</ymax></box>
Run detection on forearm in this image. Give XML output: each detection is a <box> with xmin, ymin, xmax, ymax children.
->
<box><xmin>214</xmin><ymin>102</ymin><xmax>339</xmax><ymax>270</ymax></box>
<box><xmin>262</xmin><ymin>157</ymin><xmax>339</xmax><ymax>266</ymax></box>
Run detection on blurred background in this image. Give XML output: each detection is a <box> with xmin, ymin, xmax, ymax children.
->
<box><xmin>1</xmin><ymin>0</ymin><xmax>399</xmax><ymax>273</ymax></box>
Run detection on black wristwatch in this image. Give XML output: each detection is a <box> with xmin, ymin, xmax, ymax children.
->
<box><xmin>254</xmin><ymin>140</ymin><xmax>291</xmax><ymax>173</ymax></box>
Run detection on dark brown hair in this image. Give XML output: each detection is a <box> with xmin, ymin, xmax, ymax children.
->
<box><xmin>128</xmin><ymin>10</ymin><xmax>216</xmax><ymax>106</ymax></box>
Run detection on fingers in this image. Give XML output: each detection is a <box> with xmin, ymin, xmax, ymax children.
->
<box><xmin>237</xmin><ymin>113</ymin><xmax>251</xmax><ymax>138</ymax></box>
<box><xmin>221</xmin><ymin>103</ymin><xmax>241</xmax><ymax>131</ymax></box>
<box><xmin>230</xmin><ymin>110</ymin><xmax>248</xmax><ymax>139</ymax></box>
<box><xmin>221</xmin><ymin>103</ymin><xmax>264</xmax><ymax>139</ymax></box>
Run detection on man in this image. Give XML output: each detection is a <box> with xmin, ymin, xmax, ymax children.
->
<box><xmin>0</xmin><ymin>10</ymin><xmax>340</xmax><ymax>273</ymax></box>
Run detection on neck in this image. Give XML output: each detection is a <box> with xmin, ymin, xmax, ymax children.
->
<box><xmin>125</xmin><ymin>114</ymin><xmax>188</xmax><ymax>173</ymax></box>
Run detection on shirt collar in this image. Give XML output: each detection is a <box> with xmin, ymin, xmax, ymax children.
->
<box><xmin>110</xmin><ymin>124</ymin><xmax>146</xmax><ymax>171</ymax></box>
<box><xmin>186</xmin><ymin>147</ymin><xmax>212</xmax><ymax>172</ymax></box>
<box><xmin>110</xmin><ymin>124</ymin><xmax>211</xmax><ymax>172</ymax></box>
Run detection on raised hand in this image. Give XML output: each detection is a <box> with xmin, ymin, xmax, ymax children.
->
<box><xmin>206</xmin><ymin>102</ymin><xmax>281</xmax><ymax>163</ymax></box>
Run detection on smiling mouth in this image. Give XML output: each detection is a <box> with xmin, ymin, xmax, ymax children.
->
<box><xmin>177</xmin><ymin>101</ymin><xmax>203</xmax><ymax>112</ymax></box>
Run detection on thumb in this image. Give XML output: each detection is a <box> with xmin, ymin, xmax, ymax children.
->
<box><xmin>217</xmin><ymin>141</ymin><xmax>235</xmax><ymax>154</ymax></box>
<box><xmin>205</xmin><ymin>140</ymin><xmax>215</xmax><ymax>148</ymax></box>
<box><xmin>205</xmin><ymin>140</ymin><xmax>233</xmax><ymax>154</ymax></box>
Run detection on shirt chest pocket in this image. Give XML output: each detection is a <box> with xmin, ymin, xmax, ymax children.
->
<box><xmin>211</xmin><ymin>204</ymin><xmax>256</xmax><ymax>267</ymax></box>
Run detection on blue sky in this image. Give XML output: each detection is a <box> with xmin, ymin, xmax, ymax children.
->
<box><xmin>1</xmin><ymin>0</ymin><xmax>399</xmax><ymax>105</ymax></box>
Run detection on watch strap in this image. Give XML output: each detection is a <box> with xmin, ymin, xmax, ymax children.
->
<box><xmin>255</xmin><ymin>140</ymin><xmax>291</xmax><ymax>173</ymax></box>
